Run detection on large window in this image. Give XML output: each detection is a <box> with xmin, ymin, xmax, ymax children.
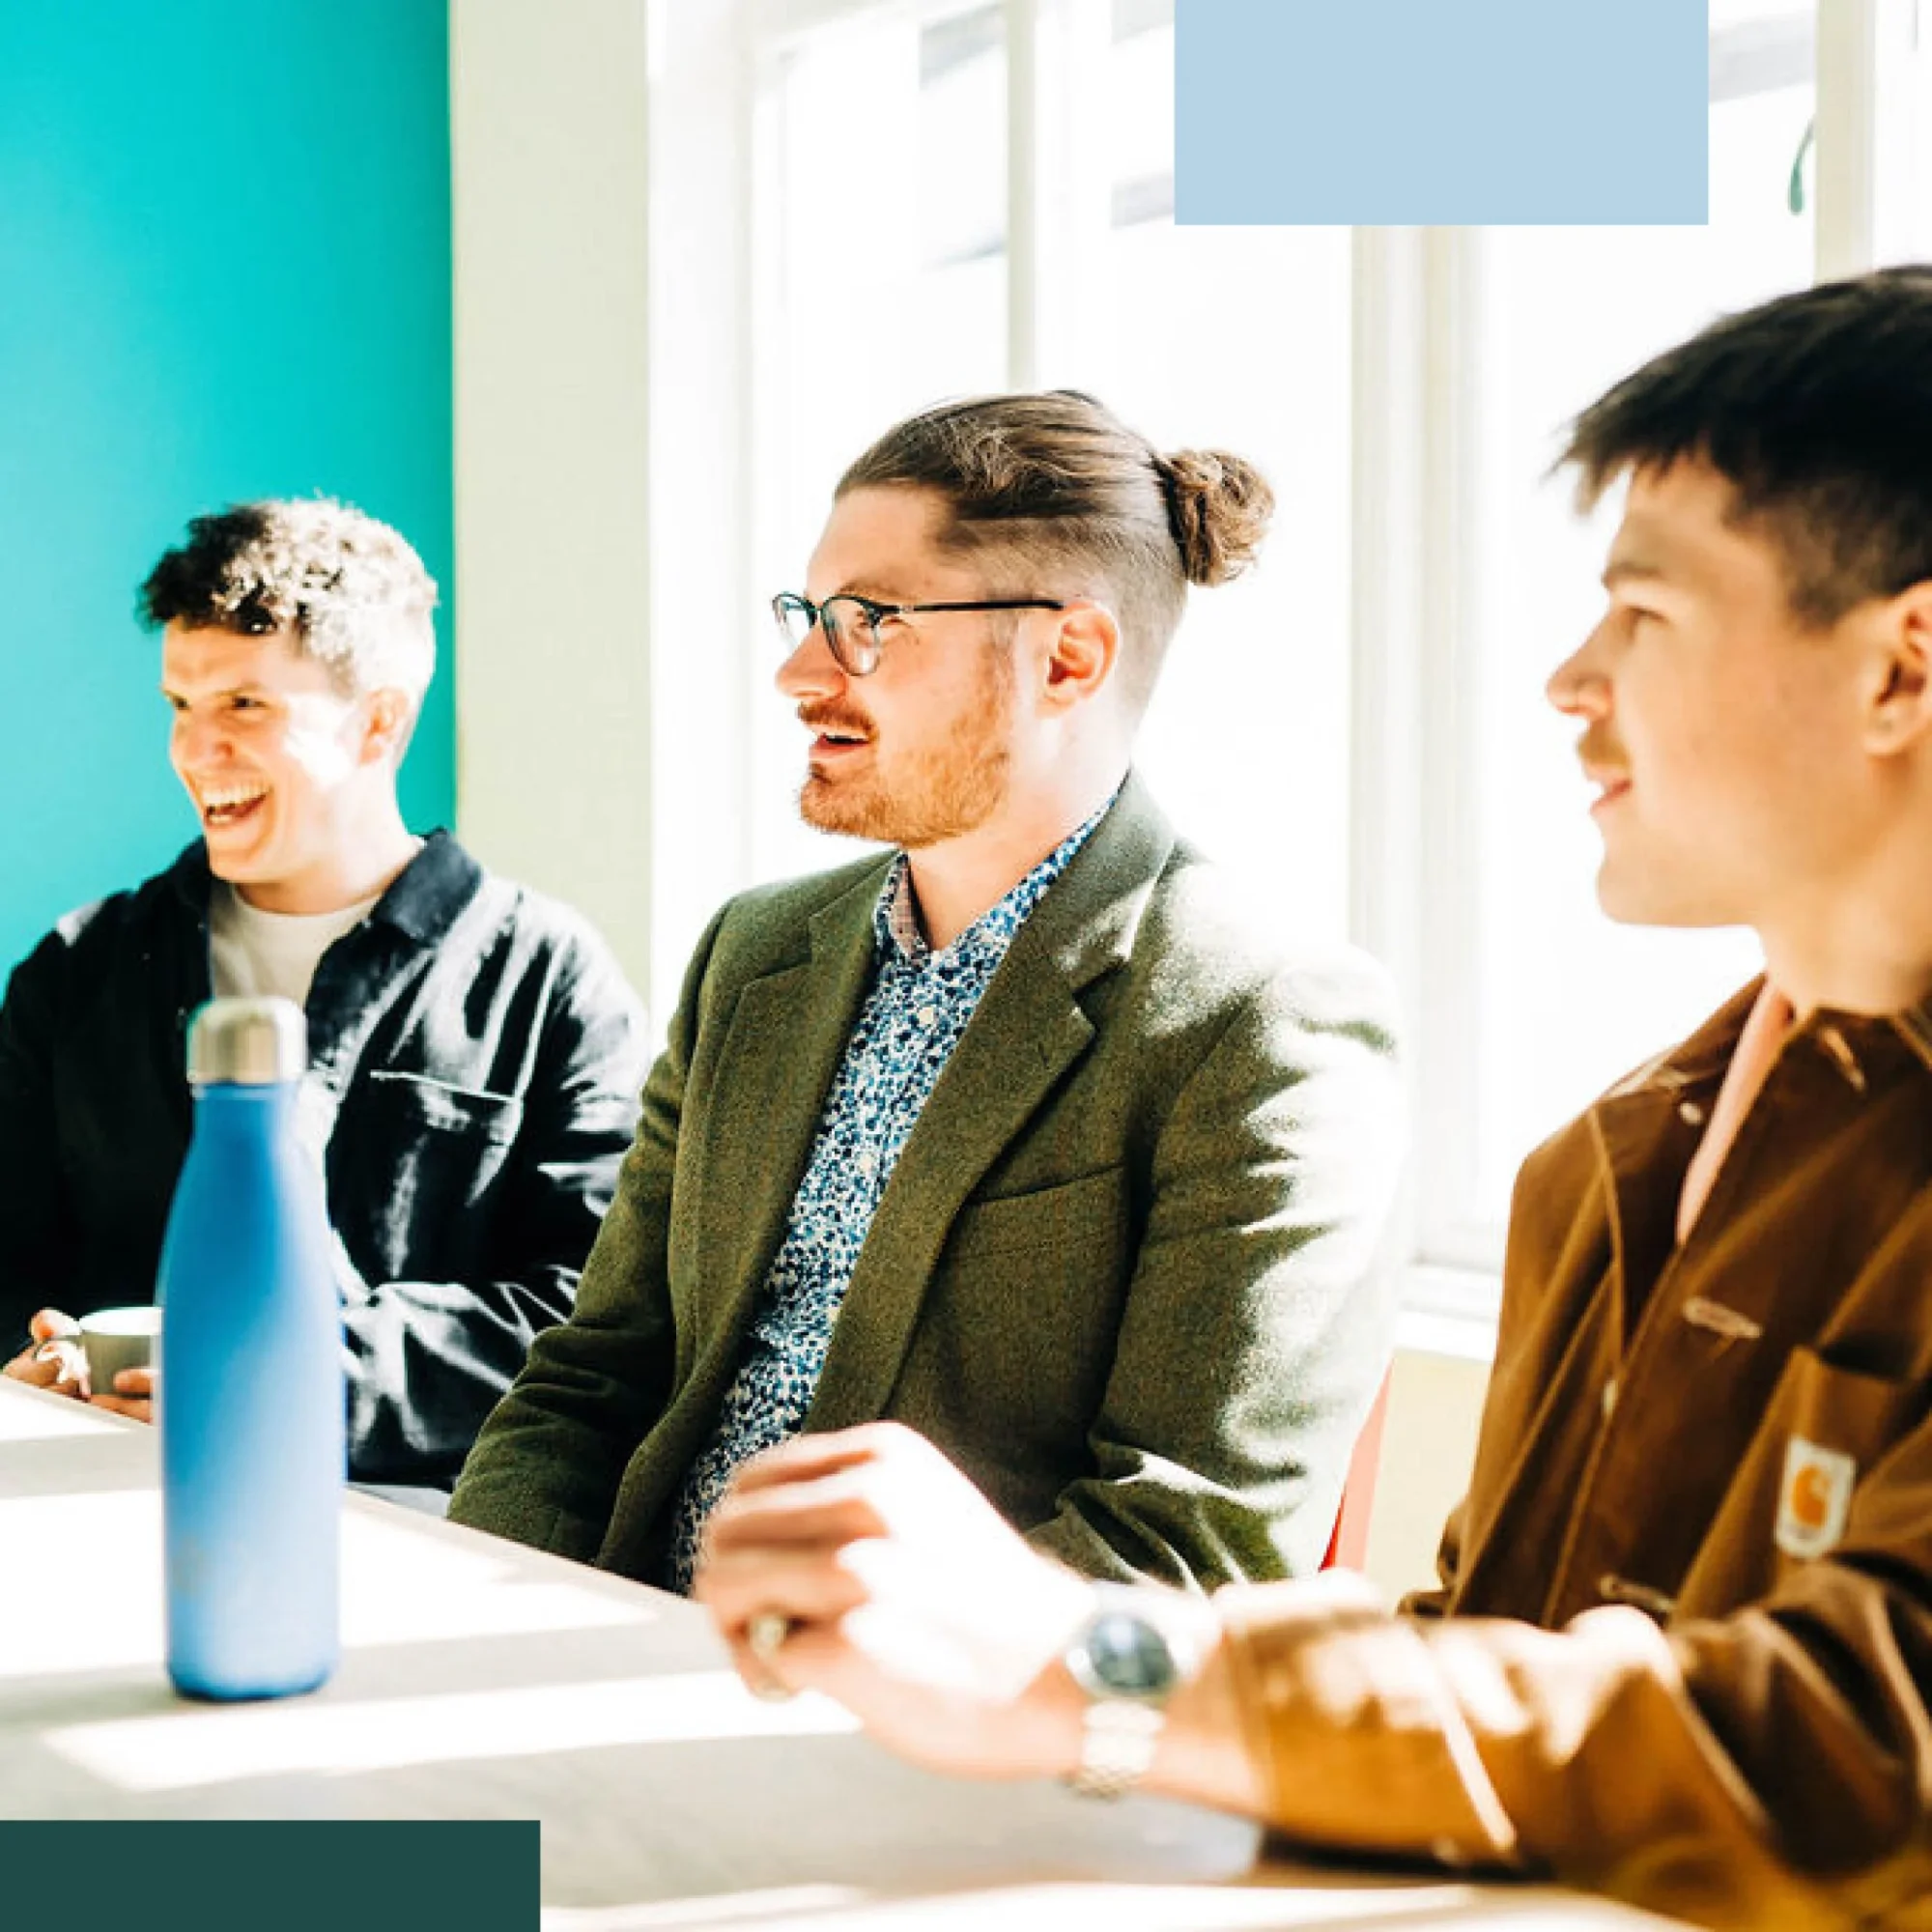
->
<box><xmin>668</xmin><ymin>0</ymin><xmax>1932</xmax><ymax>1345</ymax></box>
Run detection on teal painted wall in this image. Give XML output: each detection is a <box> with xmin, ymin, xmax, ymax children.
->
<box><xmin>0</xmin><ymin>0</ymin><xmax>453</xmax><ymax>978</ymax></box>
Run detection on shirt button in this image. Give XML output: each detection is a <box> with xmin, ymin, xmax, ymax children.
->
<box><xmin>916</xmin><ymin>1006</ymin><xmax>937</xmax><ymax>1026</ymax></box>
<box><xmin>855</xmin><ymin>1149</ymin><xmax>877</xmax><ymax>1176</ymax></box>
<box><xmin>1677</xmin><ymin>1098</ymin><xmax>1706</xmax><ymax>1126</ymax></box>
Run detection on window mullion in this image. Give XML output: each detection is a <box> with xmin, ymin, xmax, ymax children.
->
<box><xmin>1349</xmin><ymin>226</ymin><xmax>1432</xmax><ymax>1276</ymax></box>
<box><xmin>1417</xmin><ymin>227</ymin><xmax>1493</xmax><ymax>1271</ymax></box>
<box><xmin>1004</xmin><ymin>0</ymin><xmax>1040</xmax><ymax>386</ymax></box>
<box><xmin>1351</xmin><ymin>223</ymin><xmax>1501</xmax><ymax>1292</ymax></box>
<box><xmin>1813</xmin><ymin>0</ymin><xmax>1928</xmax><ymax>274</ymax></box>
<box><xmin>1347</xmin><ymin>229</ymin><xmax>1429</xmax><ymax>992</ymax></box>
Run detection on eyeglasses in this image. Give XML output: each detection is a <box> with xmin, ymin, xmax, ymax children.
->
<box><xmin>771</xmin><ymin>590</ymin><xmax>1066</xmax><ymax>677</ymax></box>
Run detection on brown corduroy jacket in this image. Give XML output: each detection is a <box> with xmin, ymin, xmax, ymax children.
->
<box><xmin>1221</xmin><ymin>982</ymin><xmax>1932</xmax><ymax>1929</ymax></box>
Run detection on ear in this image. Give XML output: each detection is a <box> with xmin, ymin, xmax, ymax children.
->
<box><xmin>1037</xmin><ymin>600</ymin><xmax>1120</xmax><ymax>713</ymax></box>
<box><xmin>1863</xmin><ymin>582</ymin><xmax>1932</xmax><ymax>758</ymax></box>
<box><xmin>359</xmin><ymin>687</ymin><xmax>415</xmax><ymax>768</ymax></box>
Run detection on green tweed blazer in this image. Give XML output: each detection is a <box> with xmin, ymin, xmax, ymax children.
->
<box><xmin>450</xmin><ymin>774</ymin><xmax>1404</xmax><ymax>1588</ymax></box>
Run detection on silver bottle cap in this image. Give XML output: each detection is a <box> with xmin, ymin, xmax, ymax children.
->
<box><xmin>185</xmin><ymin>996</ymin><xmax>309</xmax><ymax>1086</ymax></box>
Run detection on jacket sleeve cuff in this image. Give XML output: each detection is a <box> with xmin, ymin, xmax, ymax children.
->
<box><xmin>1214</xmin><ymin>1574</ymin><xmax>1522</xmax><ymax>1870</ymax></box>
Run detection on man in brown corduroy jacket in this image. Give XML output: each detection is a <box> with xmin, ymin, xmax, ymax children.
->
<box><xmin>696</xmin><ymin>270</ymin><xmax>1932</xmax><ymax>1931</ymax></box>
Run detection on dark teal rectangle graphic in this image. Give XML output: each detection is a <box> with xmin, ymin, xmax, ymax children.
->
<box><xmin>3</xmin><ymin>1823</ymin><xmax>538</xmax><ymax>1932</ymax></box>
<box><xmin>1177</xmin><ymin>0</ymin><xmax>1708</xmax><ymax>224</ymax></box>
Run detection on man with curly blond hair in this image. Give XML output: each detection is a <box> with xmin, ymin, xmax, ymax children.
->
<box><xmin>0</xmin><ymin>499</ymin><xmax>648</xmax><ymax>1496</ymax></box>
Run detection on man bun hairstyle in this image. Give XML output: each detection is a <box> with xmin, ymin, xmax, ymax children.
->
<box><xmin>139</xmin><ymin>497</ymin><xmax>439</xmax><ymax>705</ymax></box>
<box><xmin>1156</xmin><ymin>446</ymin><xmax>1273</xmax><ymax>588</ymax></box>
<box><xmin>1562</xmin><ymin>266</ymin><xmax>1932</xmax><ymax>627</ymax></box>
<box><xmin>839</xmin><ymin>389</ymin><xmax>1273</xmax><ymax>708</ymax></box>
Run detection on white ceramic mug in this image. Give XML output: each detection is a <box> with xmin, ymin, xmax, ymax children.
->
<box><xmin>75</xmin><ymin>1306</ymin><xmax>161</xmax><ymax>1394</ymax></box>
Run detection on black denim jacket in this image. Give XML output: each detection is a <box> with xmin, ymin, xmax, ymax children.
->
<box><xmin>0</xmin><ymin>833</ymin><xmax>648</xmax><ymax>1486</ymax></box>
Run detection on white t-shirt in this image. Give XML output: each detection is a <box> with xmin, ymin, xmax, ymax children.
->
<box><xmin>209</xmin><ymin>882</ymin><xmax>382</xmax><ymax>1009</ymax></box>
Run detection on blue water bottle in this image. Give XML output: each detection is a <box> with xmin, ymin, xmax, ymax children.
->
<box><xmin>158</xmin><ymin>995</ymin><xmax>344</xmax><ymax>1699</ymax></box>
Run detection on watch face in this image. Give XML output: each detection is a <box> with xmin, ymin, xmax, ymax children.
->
<box><xmin>1083</xmin><ymin>1608</ymin><xmax>1177</xmax><ymax>1700</ymax></box>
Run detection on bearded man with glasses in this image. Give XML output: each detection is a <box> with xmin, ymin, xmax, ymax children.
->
<box><xmin>452</xmin><ymin>391</ymin><xmax>1405</xmax><ymax>1598</ymax></box>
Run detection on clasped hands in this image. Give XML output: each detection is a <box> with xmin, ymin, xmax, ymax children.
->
<box><xmin>693</xmin><ymin>1421</ymin><xmax>1238</xmax><ymax>1795</ymax></box>
<box><xmin>1</xmin><ymin>1308</ymin><xmax>155</xmax><ymax>1422</ymax></box>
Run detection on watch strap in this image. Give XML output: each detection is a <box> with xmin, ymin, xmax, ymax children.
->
<box><xmin>1071</xmin><ymin>1699</ymin><xmax>1166</xmax><ymax>1801</ymax></box>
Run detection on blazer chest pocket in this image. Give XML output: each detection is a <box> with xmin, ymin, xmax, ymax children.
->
<box><xmin>931</xmin><ymin>1166</ymin><xmax>1133</xmax><ymax>1367</ymax></box>
<box><xmin>911</xmin><ymin>1165</ymin><xmax>1135</xmax><ymax>1445</ymax></box>
<box><xmin>944</xmin><ymin>1164</ymin><xmax>1129</xmax><ymax>1264</ymax></box>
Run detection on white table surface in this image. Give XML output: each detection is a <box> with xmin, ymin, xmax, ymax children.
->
<box><xmin>0</xmin><ymin>1376</ymin><xmax>1690</xmax><ymax>1930</ymax></box>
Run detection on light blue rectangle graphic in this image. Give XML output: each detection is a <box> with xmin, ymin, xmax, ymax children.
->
<box><xmin>1177</xmin><ymin>0</ymin><xmax>1708</xmax><ymax>225</ymax></box>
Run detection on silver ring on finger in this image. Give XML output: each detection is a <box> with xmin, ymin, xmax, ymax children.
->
<box><xmin>747</xmin><ymin>1611</ymin><xmax>793</xmax><ymax>1662</ymax></box>
<box><xmin>745</xmin><ymin>1611</ymin><xmax>797</xmax><ymax>1701</ymax></box>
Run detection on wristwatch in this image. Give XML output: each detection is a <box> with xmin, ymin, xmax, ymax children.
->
<box><xmin>1063</xmin><ymin>1584</ymin><xmax>1199</xmax><ymax>1800</ymax></box>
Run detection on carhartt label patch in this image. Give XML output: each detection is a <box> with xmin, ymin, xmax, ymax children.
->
<box><xmin>1776</xmin><ymin>1436</ymin><xmax>1857</xmax><ymax>1560</ymax></box>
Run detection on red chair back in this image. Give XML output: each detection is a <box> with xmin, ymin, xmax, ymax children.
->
<box><xmin>1321</xmin><ymin>1370</ymin><xmax>1392</xmax><ymax>1571</ymax></box>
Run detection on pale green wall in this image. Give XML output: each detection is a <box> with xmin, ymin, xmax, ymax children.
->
<box><xmin>0</xmin><ymin>0</ymin><xmax>454</xmax><ymax>977</ymax></box>
<box><xmin>449</xmin><ymin>0</ymin><xmax>655</xmax><ymax>998</ymax></box>
<box><xmin>1362</xmin><ymin>1347</ymin><xmax>1490</xmax><ymax>1602</ymax></box>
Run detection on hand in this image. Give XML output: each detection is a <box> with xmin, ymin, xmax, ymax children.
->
<box><xmin>2</xmin><ymin>1308</ymin><xmax>85</xmax><ymax>1400</ymax></box>
<box><xmin>90</xmin><ymin>1363</ymin><xmax>154</xmax><ymax>1425</ymax></box>
<box><xmin>695</xmin><ymin>1422</ymin><xmax>1096</xmax><ymax>1780</ymax></box>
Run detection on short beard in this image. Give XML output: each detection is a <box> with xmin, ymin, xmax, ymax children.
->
<box><xmin>799</xmin><ymin>640</ymin><xmax>1015</xmax><ymax>848</ymax></box>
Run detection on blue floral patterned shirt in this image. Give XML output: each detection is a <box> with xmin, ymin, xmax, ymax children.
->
<box><xmin>663</xmin><ymin>800</ymin><xmax>1112</xmax><ymax>1590</ymax></box>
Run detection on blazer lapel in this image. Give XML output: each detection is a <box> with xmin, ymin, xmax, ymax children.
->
<box><xmin>693</xmin><ymin>863</ymin><xmax>887</xmax><ymax>1341</ymax></box>
<box><xmin>806</xmin><ymin>773</ymin><xmax>1176</xmax><ymax>1431</ymax></box>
